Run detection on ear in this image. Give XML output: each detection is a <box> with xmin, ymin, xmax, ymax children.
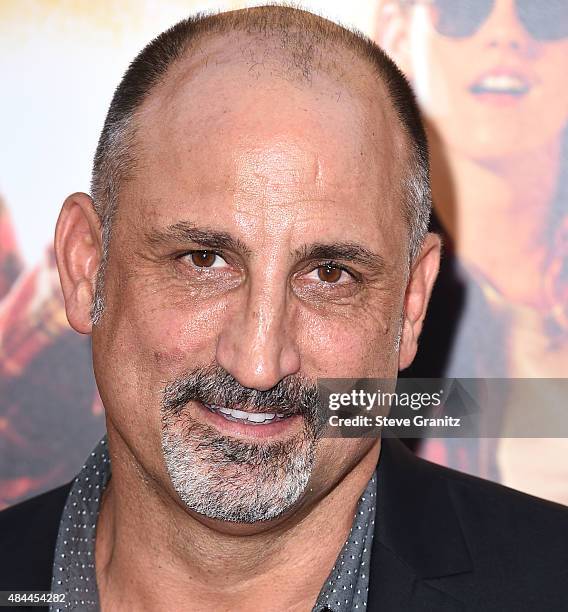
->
<box><xmin>54</xmin><ymin>192</ymin><xmax>102</xmax><ymax>334</ymax></box>
<box><xmin>398</xmin><ymin>233</ymin><xmax>441</xmax><ymax>370</ymax></box>
<box><xmin>374</xmin><ymin>1</ymin><xmax>414</xmax><ymax>79</ymax></box>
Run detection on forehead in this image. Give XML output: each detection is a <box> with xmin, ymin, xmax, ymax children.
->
<box><xmin>124</xmin><ymin>33</ymin><xmax>408</xmax><ymax>248</ymax></box>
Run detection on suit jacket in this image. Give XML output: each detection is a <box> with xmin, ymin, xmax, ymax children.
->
<box><xmin>1</xmin><ymin>437</ymin><xmax>567</xmax><ymax>611</ymax></box>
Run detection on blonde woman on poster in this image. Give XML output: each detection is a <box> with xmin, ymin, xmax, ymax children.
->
<box><xmin>375</xmin><ymin>0</ymin><xmax>568</xmax><ymax>503</ymax></box>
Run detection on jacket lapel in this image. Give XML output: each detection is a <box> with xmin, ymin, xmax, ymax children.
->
<box><xmin>367</xmin><ymin>437</ymin><xmax>473</xmax><ymax>611</ymax></box>
<box><xmin>368</xmin><ymin>542</ymin><xmax>465</xmax><ymax>611</ymax></box>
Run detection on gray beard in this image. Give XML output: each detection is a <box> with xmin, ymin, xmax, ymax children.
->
<box><xmin>161</xmin><ymin>415</ymin><xmax>317</xmax><ymax>523</ymax></box>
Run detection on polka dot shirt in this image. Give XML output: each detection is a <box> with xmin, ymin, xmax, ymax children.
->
<box><xmin>49</xmin><ymin>436</ymin><xmax>376</xmax><ymax>612</ymax></box>
<box><xmin>49</xmin><ymin>437</ymin><xmax>110</xmax><ymax>611</ymax></box>
<box><xmin>313</xmin><ymin>472</ymin><xmax>376</xmax><ymax>612</ymax></box>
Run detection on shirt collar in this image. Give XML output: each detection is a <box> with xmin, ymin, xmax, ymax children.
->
<box><xmin>50</xmin><ymin>436</ymin><xmax>110</xmax><ymax>612</ymax></box>
<box><xmin>50</xmin><ymin>435</ymin><xmax>376</xmax><ymax>612</ymax></box>
<box><xmin>313</xmin><ymin>472</ymin><xmax>376</xmax><ymax>612</ymax></box>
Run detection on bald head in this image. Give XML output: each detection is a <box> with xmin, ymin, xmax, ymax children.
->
<box><xmin>90</xmin><ymin>5</ymin><xmax>430</xmax><ymax>323</ymax></box>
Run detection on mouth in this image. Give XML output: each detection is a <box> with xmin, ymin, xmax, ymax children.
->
<box><xmin>470</xmin><ymin>73</ymin><xmax>531</xmax><ymax>97</ymax></box>
<box><xmin>204</xmin><ymin>403</ymin><xmax>292</xmax><ymax>425</ymax></box>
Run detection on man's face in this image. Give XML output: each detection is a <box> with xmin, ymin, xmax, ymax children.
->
<box><xmin>91</xmin><ymin>37</ymin><xmax>411</xmax><ymax>525</ymax></box>
<box><xmin>392</xmin><ymin>0</ymin><xmax>568</xmax><ymax>159</ymax></box>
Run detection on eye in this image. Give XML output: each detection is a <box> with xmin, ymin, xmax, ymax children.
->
<box><xmin>185</xmin><ymin>250</ymin><xmax>229</xmax><ymax>269</ymax></box>
<box><xmin>307</xmin><ymin>263</ymin><xmax>351</xmax><ymax>284</ymax></box>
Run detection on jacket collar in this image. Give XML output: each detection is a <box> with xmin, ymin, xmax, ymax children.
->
<box><xmin>367</xmin><ymin>437</ymin><xmax>473</xmax><ymax>610</ymax></box>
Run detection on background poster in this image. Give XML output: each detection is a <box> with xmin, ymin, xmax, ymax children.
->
<box><xmin>1</xmin><ymin>0</ymin><xmax>567</xmax><ymax>508</ymax></box>
<box><xmin>374</xmin><ymin>0</ymin><xmax>568</xmax><ymax>504</ymax></box>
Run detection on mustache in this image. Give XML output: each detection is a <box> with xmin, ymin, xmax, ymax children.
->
<box><xmin>162</xmin><ymin>364</ymin><xmax>322</xmax><ymax>419</ymax></box>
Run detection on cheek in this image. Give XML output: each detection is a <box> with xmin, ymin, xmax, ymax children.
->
<box><xmin>92</xmin><ymin>273</ymin><xmax>235</xmax><ymax>477</ymax></box>
<box><xmin>297</xmin><ymin>298</ymin><xmax>401</xmax><ymax>378</ymax></box>
<box><xmin>410</xmin><ymin>27</ymin><xmax>471</xmax><ymax>115</ymax></box>
<box><xmin>128</xmin><ymin>303</ymin><xmax>227</xmax><ymax>377</ymax></box>
<box><xmin>138</xmin><ymin>304</ymin><xmax>225</xmax><ymax>368</ymax></box>
<box><xmin>535</xmin><ymin>47</ymin><xmax>568</xmax><ymax>129</ymax></box>
<box><xmin>101</xmin><ymin>269</ymin><xmax>231</xmax><ymax>383</ymax></box>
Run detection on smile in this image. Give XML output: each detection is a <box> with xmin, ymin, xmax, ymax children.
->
<box><xmin>470</xmin><ymin>74</ymin><xmax>530</xmax><ymax>96</ymax></box>
<box><xmin>204</xmin><ymin>403</ymin><xmax>290</xmax><ymax>425</ymax></box>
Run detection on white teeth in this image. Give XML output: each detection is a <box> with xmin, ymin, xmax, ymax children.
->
<box><xmin>230</xmin><ymin>408</ymin><xmax>256</xmax><ymax>420</ymax></box>
<box><xmin>247</xmin><ymin>412</ymin><xmax>274</xmax><ymax>423</ymax></box>
<box><xmin>476</xmin><ymin>75</ymin><xmax>528</xmax><ymax>93</ymax></box>
<box><xmin>206</xmin><ymin>404</ymin><xmax>280</xmax><ymax>424</ymax></box>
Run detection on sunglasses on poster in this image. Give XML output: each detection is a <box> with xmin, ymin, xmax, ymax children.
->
<box><xmin>403</xmin><ymin>0</ymin><xmax>568</xmax><ymax>41</ymax></box>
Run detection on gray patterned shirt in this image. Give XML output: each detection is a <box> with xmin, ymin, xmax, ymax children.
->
<box><xmin>50</xmin><ymin>436</ymin><xmax>376</xmax><ymax>612</ymax></box>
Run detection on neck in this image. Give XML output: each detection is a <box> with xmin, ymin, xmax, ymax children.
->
<box><xmin>430</xmin><ymin>134</ymin><xmax>562</xmax><ymax>307</ymax></box>
<box><xmin>95</xmin><ymin>427</ymin><xmax>380</xmax><ymax>612</ymax></box>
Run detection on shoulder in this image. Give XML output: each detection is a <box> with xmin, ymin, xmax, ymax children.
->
<box><xmin>429</xmin><ymin>454</ymin><xmax>568</xmax><ymax>540</ymax></box>
<box><xmin>420</xmin><ymin>453</ymin><xmax>568</xmax><ymax>600</ymax></box>
<box><xmin>0</xmin><ymin>482</ymin><xmax>72</xmax><ymax>590</ymax></box>
<box><xmin>376</xmin><ymin>438</ymin><xmax>568</xmax><ymax>608</ymax></box>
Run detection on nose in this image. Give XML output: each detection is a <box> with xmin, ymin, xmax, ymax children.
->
<box><xmin>215</xmin><ymin>278</ymin><xmax>301</xmax><ymax>391</ymax></box>
<box><xmin>481</xmin><ymin>0</ymin><xmax>537</xmax><ymax>54</ymax></box>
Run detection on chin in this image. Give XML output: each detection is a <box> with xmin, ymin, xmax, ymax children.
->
<box><xmin>161</xmin><ymin>424</ymin><xmax>317</xmax><ymax>524</ymax></box>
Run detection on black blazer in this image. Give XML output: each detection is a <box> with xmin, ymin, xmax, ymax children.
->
<box><xmin>1</xmin><ymin>438</ymin><xmax>567</xmax><ymax>611</ymax></box>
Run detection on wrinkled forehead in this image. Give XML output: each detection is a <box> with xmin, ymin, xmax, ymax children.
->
<box><xmin>127</xmin><ymin>31</ymin><xmax>409</xmax><ymax>229</ymax></box>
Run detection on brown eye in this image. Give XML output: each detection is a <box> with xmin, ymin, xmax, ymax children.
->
<box><xmin>317</xmin><ymin>264</ymin><xmax>343</xmax><ymax>283</ymax></box>
<box><xmin>190</xmin><ymin>251</ymin><xmax>219</xmax><ymax>267</ymax></box>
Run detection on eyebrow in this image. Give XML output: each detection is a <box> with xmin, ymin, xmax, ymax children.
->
<box><xmin>145</xmin><ymin>221</ymin><xmax>386</xmax><ymax>273</ymax></box>
<box><xmin>144</xmin><ymin>221</ymin><xmax>252</xmax><ymax>256</ymax></box>
<box><xmin>293</xmin><ymin>243</ymin><xmax>387</xmax><ymax>275</ymax></box>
